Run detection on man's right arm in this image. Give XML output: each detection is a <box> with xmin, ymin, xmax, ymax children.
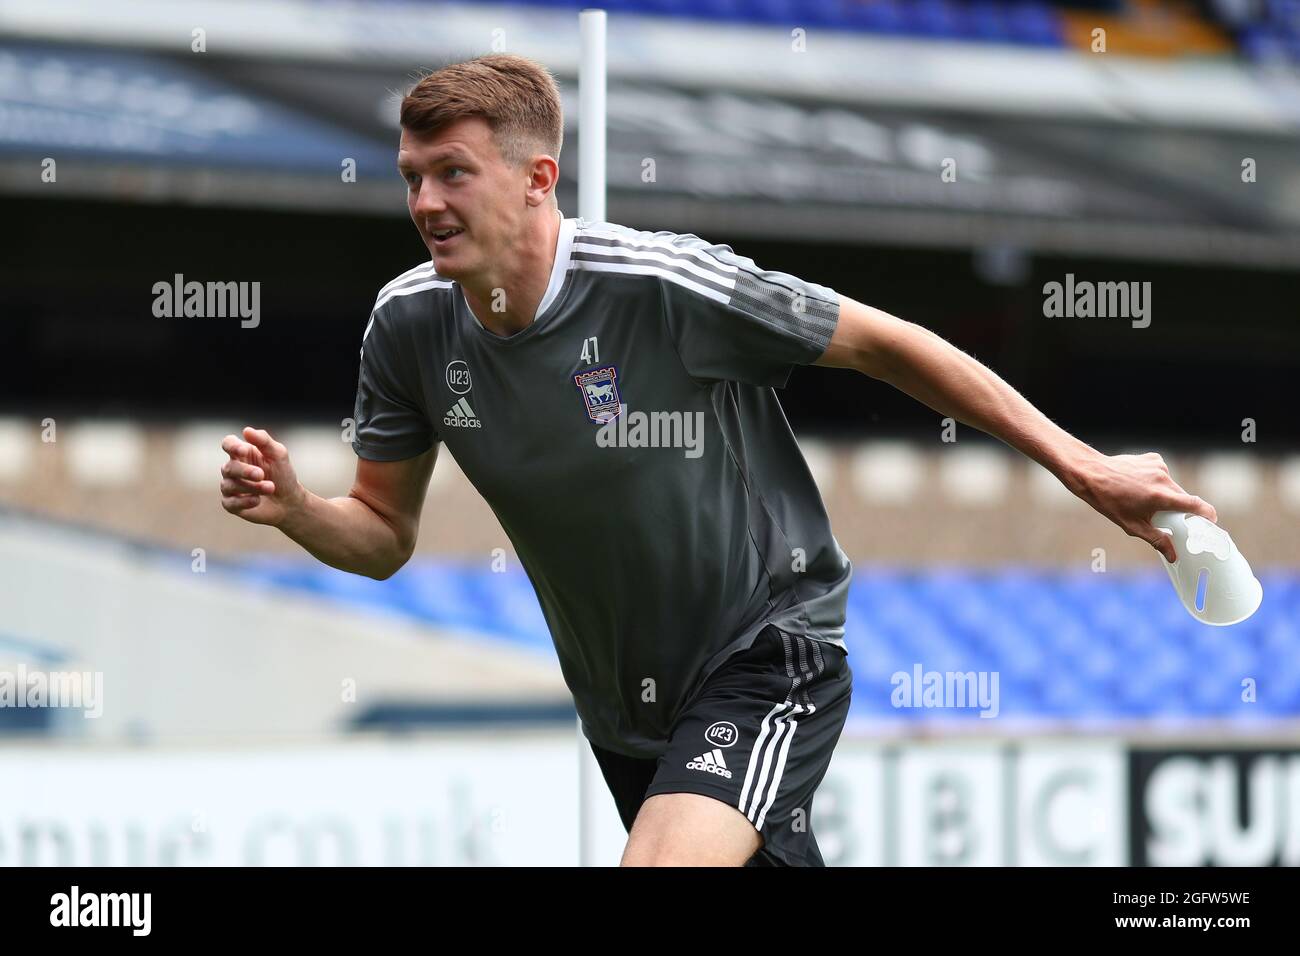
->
<box><xmin>220</xmin><ymin>426</ymin><xmax>437</xmax><ymax>580</ymax></box>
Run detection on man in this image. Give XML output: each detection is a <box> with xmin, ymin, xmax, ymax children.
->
<box><xmin>220</xmin><ymin>54</ymin><xmax>1216</xmax><ymax>866</ymax></box>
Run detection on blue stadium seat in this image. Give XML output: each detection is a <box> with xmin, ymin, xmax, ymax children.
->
<box><xmin>748</xmin><ymin>0</ymin><xmax>803</xmax><ymax>26</ymax></box>
<box><xmin>966</xmin><ymin>1</ymin><xmax>1012</xmax><ymax>42</ymax></box>
<box><xmin>1003</xmin><ymin>1</ymin><xmax>1064</xmax><ymax>46</ymax></box>
<box><xmin>905</xmin><ymin>0</ymin><xmax>966</xmax><ymax>40</ymax></box>
<box><xmin>1239</xmin><ymin>25</ymin><xmax>1290</xmax><ymax>60</ymax></box>
<box><xmin>238</xmin><ymin>556</ymin><xmax>1300</xmax><ymax>725</ymax></box>
<box><xmin>852</xmin><ymin>0</ymin><xmax>908</xmax><ymax>34</ymax></box>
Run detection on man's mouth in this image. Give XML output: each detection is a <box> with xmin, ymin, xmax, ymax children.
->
<box><xmin>431</xmin><ymin>227</ymin><xmax>465</xmax><ymax>245</ymax></box>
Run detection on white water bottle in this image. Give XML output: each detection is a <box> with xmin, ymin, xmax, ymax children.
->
<box><xmin>1152</xmin><ymin>511</ymin><xmax>1262</xmax><ymax>626</ymax></box>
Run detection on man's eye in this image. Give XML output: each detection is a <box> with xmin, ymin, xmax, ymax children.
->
<box><xmin>403</xmin><ymin>172</ymin><xmax>420</xmax><ymax>187</ymax></box>
<box><xmin>445</xmin><ymin>167</ymin><xmax>466</xmax><ymax>180</ymax></box>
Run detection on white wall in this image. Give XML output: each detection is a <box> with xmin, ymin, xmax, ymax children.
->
<box><xmin>5</xmin><ymin>732</ymin><xmax>1298</xmax><ymax>866</ymax></box>
<box><xmin>0</xmin><ymin>513</ymin><xmax>567</xmax><ymax>740</ymax></box>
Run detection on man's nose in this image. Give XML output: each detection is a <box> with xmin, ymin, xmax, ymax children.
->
<box><xmin>412</xmin><ymin>180</ymin><xmax>447</xmax><ymax>217</ymax></box>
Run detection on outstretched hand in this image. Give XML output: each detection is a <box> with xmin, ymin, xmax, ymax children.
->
<box><xmin>1070</xmin><ymin>452</ymin><xmax>1217</xmax><ymax>564</ymax></box>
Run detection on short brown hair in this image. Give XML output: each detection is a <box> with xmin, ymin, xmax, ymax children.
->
<box><xmin>400</xmin><ymin>54</ymin><xmax>564</xmax><ymax>170</ymax></box>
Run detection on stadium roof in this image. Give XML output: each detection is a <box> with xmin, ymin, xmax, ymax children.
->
<box><xmin>3</xmin><ymin>37</ymin><xmax>1299</xmax><ymax>267</ymax></box>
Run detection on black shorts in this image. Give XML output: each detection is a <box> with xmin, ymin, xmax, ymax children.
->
<box><xmin>590</xmin><ymin>625</ymin><xmax>852</xmax><ymax>867</ymax></box>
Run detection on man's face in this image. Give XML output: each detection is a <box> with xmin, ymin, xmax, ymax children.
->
<box><xmin>398</xmin><ymin>116</ymin><xmax>528</xmax><ymax>281</ymax></box>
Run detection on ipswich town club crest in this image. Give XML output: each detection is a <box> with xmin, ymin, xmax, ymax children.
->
<box><xmin>574</xmin><ymin>365</ymin><xmax>622</xmax><ymax>424</ymax></box>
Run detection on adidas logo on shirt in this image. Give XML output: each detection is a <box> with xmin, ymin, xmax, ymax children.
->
<box><xmin>686</xmin><ymin>748</ymin><xmax>733</xmax><ymax>779</ymax></box>
<box><xmin>443</xmin><ymin>397</ymin><xmax>482</xmax><ymax>429</ymax></box>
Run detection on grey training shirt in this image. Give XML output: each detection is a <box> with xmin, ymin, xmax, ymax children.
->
<box><xmin>353</xmin><ymin>214</ymin><xmax>852</xmax><ymax>757</ymax></box>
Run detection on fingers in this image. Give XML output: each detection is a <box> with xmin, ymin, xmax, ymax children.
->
<box><xmin>222</xmin><ymin>456</ymin><xmax>265</xmax><ymax>482</ymax></box>
<box><xmin>222</xmin><ymin>427</ymin><xmax>287</xmax><ymax>465</ymax></box>
<box><xmin>1152</xmin><ymin>534</ymin><xmax>1178</xmax><ymax>564</ymax></box>
<box><xmin>1152</xmin><ymin>481</ymin><xmax>1219</xmax><ymax>525</ymax></box>
<box><xmin>1136</xmin><ymin>523</ymin><xmax>1178</xmax><ymax>564</ymax></box>
<box><xmin>1139</xmin><ymin>452</ymin><xmax>1218</xmax><ymax>524</ymax></box>
<box><xmin>222</xmin><ymin>433</ymin><xmax>265</xmax><ymax>468</ymax></box>
<box><xmin>1101</xmin><ymin>452</ymin><xmax>1217</xmax><ymax>563</ymax></box>
<box><xmin>220</xmin><ymin>454</ymin><xmax>274</xmax><ymax>495</ymax></box>
<box><xmin>221</xmin><ymin>477</ymin><xmax>275</xmax><ymax>496</ymax></box>
<box><xmin>1173</xmin><ymin>493</ymin><xmax>1217</xmax><ymax>524</ymax></box>
<box><xmin>243</xmin><ymin>426</ymin><xmax>288</xmax><ymax>461</ymax></box>
<box><xmin>221</xmin><ymin>427</ymin><xmax>288</xmax><ymax>519</ymax></box>
<box><xmin>222</xmin><ymin>494</ymin><xmax>262</xmax><ymax>514</ymax></box>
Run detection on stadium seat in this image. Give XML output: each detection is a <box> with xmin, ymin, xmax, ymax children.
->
<box><xmin>236</xmin><ymin>558</ymin><xmax>1300</xmax><ymax>725</ymax></box>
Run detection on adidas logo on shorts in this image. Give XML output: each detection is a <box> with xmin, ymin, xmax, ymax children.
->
<box><xmin>686</xmin><ymin>748</ymin><xmax>733</xmax><ymax>779</ymax></box>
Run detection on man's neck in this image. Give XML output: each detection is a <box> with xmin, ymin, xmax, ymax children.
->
<box><xmin>462</xmin><ymin>208</ymin><xmax>563</xmax><ymax>338</ymax></box>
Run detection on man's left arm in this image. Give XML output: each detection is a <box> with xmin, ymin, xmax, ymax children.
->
<box><xmin>815</xmin><ymin>295</ymin><xmax>1217</xmax><ymax>563</ymax></box>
